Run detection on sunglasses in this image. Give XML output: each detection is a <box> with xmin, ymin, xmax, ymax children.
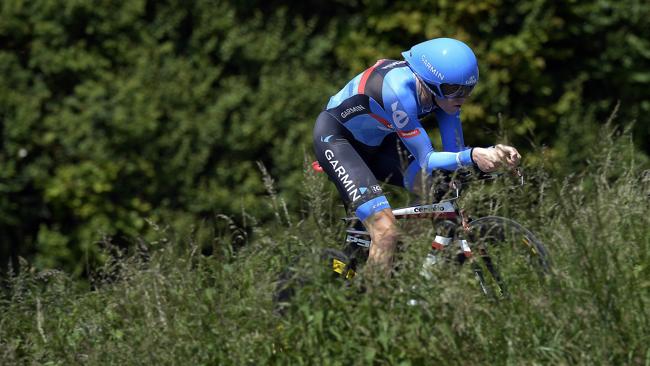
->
<box><xmin>439</xmin><ymin>83</ymin><xmax>475</xmax><ymax>98</ymax></box>
<box><xmin>421</xmin><ymin>80</ymin><xmax>475</xmax><ymax>99</ymax></box>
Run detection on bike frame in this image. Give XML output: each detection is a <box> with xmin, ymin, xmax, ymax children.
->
<box><xmin>344</xmin><ymin>192</ymin><xmax>475</xmax><ymax>259</ymax></box>
<box><xmin>391</xmin><ymin>200</ymin><xmax>458</xmax><ymax>220</ymax></box>
<box><xmin>341</xmin><ymin>169</ymin><xmax>522</xmax><ymax>259</ymax></box>
<box><xmin>310</xmin><ymin>165</ymin><xmax>540</xmax><ymax>299</ymax></box>
<box><xmin>344</xmin><ymin>194</ymin><xmax>510</xmax><ymax>297</ymax></box>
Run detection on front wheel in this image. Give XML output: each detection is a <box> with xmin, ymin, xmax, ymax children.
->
<box><xmin>464</xmin><ymin>216</ymin><xmax>551</xmax><ymax>300</ymax></box>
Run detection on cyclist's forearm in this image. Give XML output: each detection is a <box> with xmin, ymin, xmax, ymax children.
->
<box><xmin>424</xmin><ymin>149</ymin><xmax>473</xmax><ymax>172</ymax></box>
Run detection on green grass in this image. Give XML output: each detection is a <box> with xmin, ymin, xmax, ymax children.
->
<box><xmin>1</xmin><ymin>126</ymin><xmax>649</xmax><ymax>365</ymax></box>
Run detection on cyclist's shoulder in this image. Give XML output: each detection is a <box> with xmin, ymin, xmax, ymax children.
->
<box><xmin>378</xmin><ymin>60</ymin><xmax>415</xmax><ymax>89</ymax></box>
<box><xmin>327</xmin><ymin>59</ymin><xmax>417</xmax><ymax>113</ymax></box>
<box><xmin>351</xmin><ymin>59</ymin><xmax>416</xmax><ymax>115</ymax></box>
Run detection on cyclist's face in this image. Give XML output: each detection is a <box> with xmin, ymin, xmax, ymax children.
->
<box><xmin>435</xmin><ymin>96</ymin><xmax>466</xmax><ymax>115</ymax></box>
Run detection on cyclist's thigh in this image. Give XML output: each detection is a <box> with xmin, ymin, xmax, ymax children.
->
<box><xmin>313</xmin><ymin>111</ymin><xmax>390</xmax><ymax>221</ymax></box>
<box><xmin>365</xmin><ymin>133</ymin><xmax>416</xmax><ymax>188</ymax></box>
<box><xmin>364</xmin><ymin>133</ymin><xmax>450</xmax><ymax>197</ymax></box>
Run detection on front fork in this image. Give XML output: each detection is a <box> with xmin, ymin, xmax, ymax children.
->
<box><xmin>430</xmin><ymin>211</ymin><xmax>473</xmax><ymax>259</ymax></box>
<box><xmin>450</xmin><ymin>212</ymin><xmax>508</xmax><ymax>298</ymax></box>
<box><xmin>425</xmin><ymin>212</ymin><xmax>498</xmax><ymax>296</ymax></box>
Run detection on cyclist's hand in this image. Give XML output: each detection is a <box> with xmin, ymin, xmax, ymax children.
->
<box><xmin>494</xmin><ymin>144</ymin><xmax>521</xmax><ymax>169</ymax></box>
<box><xmin>472</xmin><ymin>145</ymin><xmax>521</xmax><ymax>172</ymax></box>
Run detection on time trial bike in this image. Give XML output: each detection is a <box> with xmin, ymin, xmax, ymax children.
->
<box><xmin>274</xmin><ymin>167</ymin><xmax>551</xmax><ymax>311</ymax></box>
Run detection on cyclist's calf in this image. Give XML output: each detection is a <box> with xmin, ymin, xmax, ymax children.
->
<box><xmin>365</xmin><ymin>208</ymin><xmax>399</xmax><ymax>276</ymax></box>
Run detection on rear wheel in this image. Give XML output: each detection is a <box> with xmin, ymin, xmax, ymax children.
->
<box><xmin>465</xmin><ymin>216</ymin><xmax>550</xmax><ymax>300</ymax></box>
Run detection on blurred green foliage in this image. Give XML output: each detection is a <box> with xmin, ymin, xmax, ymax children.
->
<box><xmin>1</xmin><ymin>0</ymin><xmax>648</xmax><ymax>274</ymax></box>
<box><xmin>1</xmin><ymin>122</ymin><xmax>648</xmax><ymax>365</ymax></box>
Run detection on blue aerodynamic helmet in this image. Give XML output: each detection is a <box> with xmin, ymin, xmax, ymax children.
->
<box><xmin>402</xmin><ymin>38</ymin><xmax>479</xmax><ymax>99</ymax></box>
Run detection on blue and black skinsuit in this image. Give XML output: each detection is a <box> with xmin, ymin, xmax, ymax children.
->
<box><xmin>313</xmin><ymin>59</ymin><xmax>476</xmax><ymax>223</ymax></box>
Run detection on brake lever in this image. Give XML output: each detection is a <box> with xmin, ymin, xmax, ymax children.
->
<box><xmin>513</xmin><ymin>167</ymin><xmax>524</xmax><ymax>186</ymax></box>
<box><xmin>446</xmin><ymin>167</ymin><xmax>523</xmax><ymax>201</ymax></box>
<box><xmin>471</xmin><ymin>167</ymin><xmax>523</xmax><ymax>186</ymax></box>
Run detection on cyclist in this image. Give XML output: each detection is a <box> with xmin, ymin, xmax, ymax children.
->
<box><xmin>312</xmin><ymin>38</ymin><xmax>520</xmax><ymax>276</ymax></box>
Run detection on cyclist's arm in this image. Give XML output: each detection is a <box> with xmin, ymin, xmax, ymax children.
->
<box><xmin>384</xmin><ymin>95</ymin><xmax>473</xmax><ymax>173</ymax></box>
<box><xmin>430</xmin><ymin>108</ymin><xmax>476</xmax><ymax>169</ymax></box>
<box><xmin>435</xmin><ymin>108</ymin><xmax>469</xmax><ymax>153</ymax></box>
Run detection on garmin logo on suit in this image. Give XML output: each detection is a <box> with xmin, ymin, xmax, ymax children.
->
<box><xmin>340</xmin><ymin>105</ymin><xmax>366</xmax><ymax>119</ymax></box>
<box><xmin>324</xmin><ymin>149</ymin><xmax>371</xmax><ymax>202</ymax></box>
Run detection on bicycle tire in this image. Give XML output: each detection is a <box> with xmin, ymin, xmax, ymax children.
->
<box><xmin>465</xmin><ymin>216</ymin><xmax>551</xmax><ymax>299</ymax></box>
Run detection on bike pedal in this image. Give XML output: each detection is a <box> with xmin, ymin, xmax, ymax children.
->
<box><xmin>332</xmin><ymin>258</ymin><xmax>356</xmax><ymax>279</ymax></box>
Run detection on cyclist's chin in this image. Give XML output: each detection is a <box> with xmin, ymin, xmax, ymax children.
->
<box><xmin>438</xmin><ymin>104</ymin><xmax>462</xmax><ymax>115</ymax></box>
<box><xmin>435</xmin><ymin>97</ymin><xmax>465</xmax><ymax>115</ymax></box>
<box><xmin>445</xmin><ymin>105</ymin><xmax>461</xmax><ymax>114</ymax></box>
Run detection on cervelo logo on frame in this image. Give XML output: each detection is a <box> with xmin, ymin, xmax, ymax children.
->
<box><xmin>340</xmin><ymin>105</ymin><xmax>365</xmax><ymax>119</ymax></box>
<box><xmin>420</xmin><ymin>55</ymin><xmax>444</xmax><ymax>81</ymax></box>
<box><xmin>397</xmin><ymin>129</ymin><xmax>421</xmax><ymax>138</ymax></box>
<box><xmin>413</xmin><ymin>205</ymin><xmax>446</xmax><ymax>213</ymax></box>
<box><xmin>324</xmin><ymin>149</ymin><xmax>361</xmax><ymax>202</ymax></box>
<box><xmin>391</xmin><ymin>102</ymin><xmax>409</xmax><ymax>128</ymax></box>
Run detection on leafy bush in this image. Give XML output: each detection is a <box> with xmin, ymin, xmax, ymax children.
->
<box><xmin>1</xmin><ymin>0</ymin><xmax>648</xmax><ymax>276</ymax></box>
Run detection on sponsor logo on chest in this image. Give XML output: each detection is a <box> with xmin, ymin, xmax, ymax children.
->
<box><xmin>391</xmin><ymin>102</ymin><xmax>409</xmax><ymax>128</ymax></box>
<box><xmin>397</xmin><ymin>129</ymin><xmax>421</xmax><ymax>138</ymax></box>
